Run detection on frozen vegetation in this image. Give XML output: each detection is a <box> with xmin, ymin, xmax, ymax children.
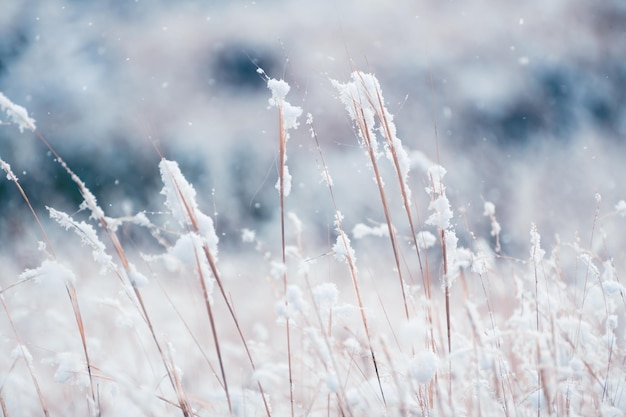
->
<box><xmin>0</xmin><ymin>1</ymin><xmax>625</xmax><ymax>416</ymax></box>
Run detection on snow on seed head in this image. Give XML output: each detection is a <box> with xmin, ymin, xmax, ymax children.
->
<box><xmin>332</xmin><ymin>232</ymin><xmax>357</xmax><ymax>267</ymax></box>
<box><xmin>529</xmin><ymin>223</ymin><xmax>545</xmax><ymax>265</ymax></box>
<box><xmin>48</xmin><ymin>207</ymin><xmax>115</xmax><ymax>274</ymax></box>
<box><xmin>426</xmin><ymin>195</ymin><xmax>453</xmax><ymax>230</ymax></box>
<box><xmin>266</xmin><ymin>78</ymin><xmax>302</xmax><ymax>132</ymax></box>
<box><xmin>426</xmin><ymin>165</ymin><xmax>447</xmax><ymax>194</ymax></box>
<box><xmin>159</xmin><ymin>159</ymin><xmax>219</xmax><ymax>256</ymax></box>
<box><xmin>0</xmin><ymin>92</ymin><xmax>36</xmax><ymax>132</ymax></box>
<box><xmin>159</xmin><ymin>159</ymin><xmax>198</xmax><ymax>226</ymax></box>
<box><xmin>0</xmin><ymin>158</ymin><xmax>17</xmax><ymax>181</ymax></box>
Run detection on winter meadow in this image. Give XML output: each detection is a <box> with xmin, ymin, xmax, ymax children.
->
<box><xmin>1</xmin><ymin>1</ymin><xmax>625</xmax><ymax>416</ymax></box>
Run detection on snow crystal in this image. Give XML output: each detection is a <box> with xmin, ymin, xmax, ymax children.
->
<box><xmin>0</xmin><ymin>92</ymin><xmax>36</xmax><ymax>132</ymax></box>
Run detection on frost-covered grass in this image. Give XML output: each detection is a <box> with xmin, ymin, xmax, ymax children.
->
<box><xmin>1</xmin><ymin>71</ymin><xmax>625</xmax><ymax>417</ymax></box>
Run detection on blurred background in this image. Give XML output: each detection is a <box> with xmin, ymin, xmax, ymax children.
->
<box><xmin>1</xmin><ymin>0</ymin><xmax>625</xmax><ymax>263</ymax></box>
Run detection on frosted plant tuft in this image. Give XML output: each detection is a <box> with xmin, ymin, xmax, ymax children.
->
<box><xmin>0</xmin><ymin>158</ymin><xmax>17</xmax><ymax>181</ymax></box>
<box><xmin>529</xmin><ymin>223</ymin><xmax>545</xmax><ymax>265</ymax></box>
<box><xmin>48</xmin><ymin>207</ymin><xmax>115</xmax><ymax>274</ymax></box>
<box><xmin>159</xmin><ymin>159</ymin><xmax>219</xmax><ymax>257</ymax></box>
<box><xmin>266</xmin><ymin>78</ymin><xmax>302</xmax><ymax>197</ymax></box>
<box><xmin>0</xmin><ymin>92</ymin><xmax>36</xmax><ymax>132</ymax></box>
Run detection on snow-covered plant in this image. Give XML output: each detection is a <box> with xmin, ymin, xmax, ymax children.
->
<box><xmin>1</xmin><ymin>64</ymin><xmax>625</xmax><ymax>417</ymax></box>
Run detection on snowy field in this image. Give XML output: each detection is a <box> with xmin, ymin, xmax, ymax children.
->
<box><xmin>1</xmin><ymin>1</ymin><xmax>625</xmax><ymax>416</ymax></box>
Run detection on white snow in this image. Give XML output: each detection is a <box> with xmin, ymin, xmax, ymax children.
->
<box><xmin>48</xmin><ymin>207</ymin><xmax>115</xmax><ymax>274</ymax></box>
<box><xmin>416</xmin><ymin>230</ymin><xmax>437</xmax><ymax>249</ymax></box>
<box><xmin>425</xmin><ymin>195</ymin><xmax>453</xmax><ymax>230</ymax></box>
<box><xmin>529</xmin><ymin>223</ymin><xmax>545</xmax><ymax>265</ymax></box>
<box><xmin>409</xmin><ymin>350</ymin><xmax>438</xmax><ymax>384</ymax></box>
<box><xmin>352</xmin><ymin>223</ymin><xmax>389</xmax><ymax>239</ymax></box>
<box><xmin>20</xmin><ymin>259</ymin><xmax>77</xmax><ymax>285</ymax></box>
<box><xmin>159</xmin><ymin>159</ymin><xmax>219</xmax><ymax>257</ymax></box>
<box><xmin>0</xmin><ymin>92</ymin><xmax>36</xmax><ymax>132</ymax></box>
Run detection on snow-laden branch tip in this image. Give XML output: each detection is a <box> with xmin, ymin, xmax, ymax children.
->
<box><xmin>0</xmin><ymin>92</ymin><xmax>36</xmax><ymax>133</ymax></box>
<box><xmin>159</xmin><ymin>159</ymin><xmax>219</xmax><ymax>258</ymax></box>
<box><xmin>0</xmin><ymin>158</ymin><xmax>18</xmax><ymax>181</ymax></box>
<box><xmin>48</xmin><ymin>207</ymin><xmax>115</xmax><ymax>274</ymax></box>
<box><xmin>331</xmin><ymin>211</ymin><xmax>357</xmax><ymax>269</ymax></box>
<box><xmin>267</xmin><ymin>78</ymin><xmax>302</xmax><ymax>133</ymax></box>
<box><xmin>266</xmin><ymin>77</ymin><xmax>302</xmax><ymax>198</ymax></box>
<box><xmin>332</xmin><ymin>71</ymin><xmax>412</xmax><ymax>199</ymax></box>
<box><xmin>529</xmin><ymin>223</ymin><xmax>545</xmax><ymax>265</ymax></box>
